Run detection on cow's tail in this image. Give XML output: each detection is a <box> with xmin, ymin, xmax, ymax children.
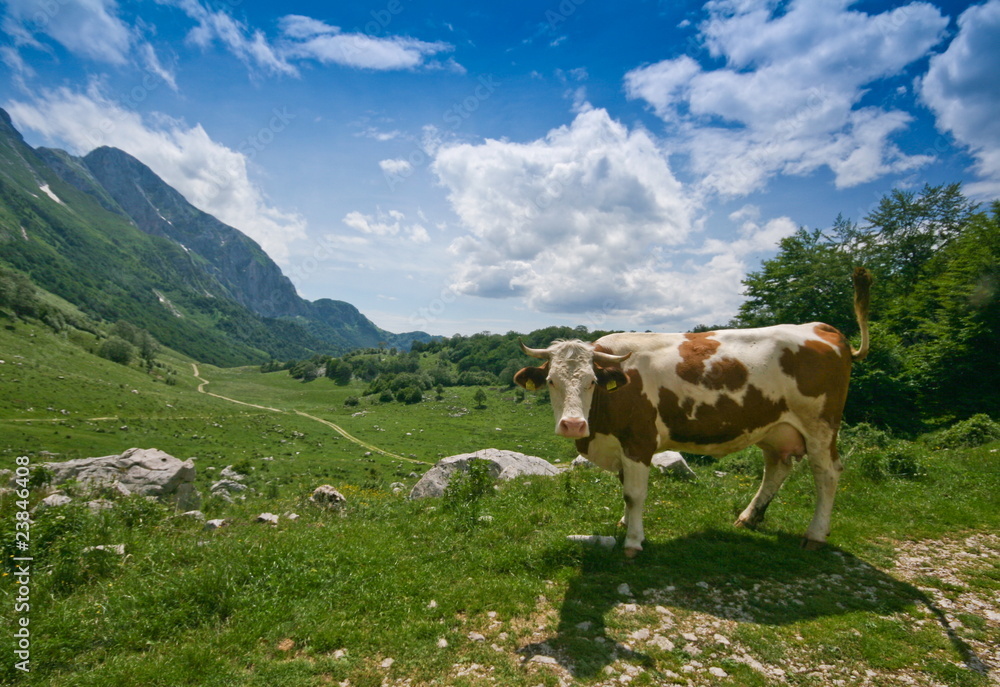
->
<box><xmin>851</xmin><ymin>266</ymin><xmax>872</xmax><ymax>362</ymax></box>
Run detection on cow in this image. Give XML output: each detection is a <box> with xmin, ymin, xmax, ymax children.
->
<box><xmin>514</xmin><ymin>267</ymin><xmax>872</xmax><ymax>558</ymax></box>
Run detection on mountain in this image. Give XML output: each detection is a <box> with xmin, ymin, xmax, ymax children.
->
<box><xmin>0</xmin><ymin>108</ymin><xmax>432</xmax><ymax>365</ymax></box>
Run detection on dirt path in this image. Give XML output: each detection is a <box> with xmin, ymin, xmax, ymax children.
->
<box><xmin>190</xmin><ymin>363</ymin><xmax>425</xmax><ymax>464</ymax></box>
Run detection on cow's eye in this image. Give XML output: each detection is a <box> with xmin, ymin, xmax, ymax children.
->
<box><xmin>547</xmin><ymin>378</ymin><xmax>555</xmax><ymax>386</ymax></box>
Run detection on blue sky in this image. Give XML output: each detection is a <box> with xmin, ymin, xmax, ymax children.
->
<box><xmin>2</xmin><ymin>0</ymin><xmax>998</xmax><ymax>337</ymax></box>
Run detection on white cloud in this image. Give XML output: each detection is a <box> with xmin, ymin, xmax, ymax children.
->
<box><xmin>170</xmin><ymin>0</ymin><xmax>296</xmax><ymax>77</ymax></box>
<box><xmin>160</xmin><ymin>3</ymin><xmax>456</xmax><ymax>76</ymax></box>
<box><xmin>432</xmin><ymin>107</ymin><xmax>748</xmax><ymax>324</ymax></box>
<box><xmin>278</xmin><ymin>15</ymin><xmax>455</xmax><ymax>71</ymax></box>
<box><xmin>625</xmin><ymin>0</ymin><xmax>947</xmax><ymax>196</ymax></box>
<box><xmin>342</xmin><ymin>208</ymin><xmax>430</xmax><ymax>244</ymax></box>
<box><xmin>5</xmin><ymin>86</ymin><xmax>307</xmax><ymax>263</ymax></box>
<box><xmin>378</xmin><ymin>158</ymin><xmax>413</xmax><ymax>175</ymax></box>
<box><xmin>2</xmin><ymin>0</ymin><xmax>177</xmax><ymax>87</ymax></box>
<box><xmin>919</xmin><ymin>0</ymin><xmax>1000</xmax><ymax>199</ymax></box>
<box><xmin>3</xmin><ymin>0</ymin><xmax>131</xmax><ymax>64</ymax></box>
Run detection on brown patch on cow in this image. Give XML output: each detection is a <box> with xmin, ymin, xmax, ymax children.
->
<box><xmin>676</xmin><ymin>332</ymin><xmax>749</xmax><ymax>391</ymax></box>
<box><xmin>658</xmin><ymin>384</ymin><xmax>788</xmax><ymax>446</ymax></box>
<box><xmin>676</xmin><ymin>332</ymin><xmax>720</xmax><ymax>385</ymax></box>
<box><xmin>577</xmin><ymin>370</ymin><xmax>658</xmax><ymax>464</ymax></box>
<box><xmin>703</xmin><ymin>356</ymin><xmax>749</xmax><ymax>391</ymax></box>
<box><xmin>779</xmin><ymin>328</ymin><xmax>852</xmax><ymax>426</ymax></box>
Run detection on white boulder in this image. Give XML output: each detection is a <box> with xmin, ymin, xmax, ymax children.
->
<box><xmin>409</xmin><ymin>449</ymin><xmax>559</xmax><ymax>500</ymax></box>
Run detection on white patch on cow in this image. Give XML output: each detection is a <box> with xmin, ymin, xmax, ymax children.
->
<box><xmin>581</xmin><ymin>433</ymin><xmax>625</xmax><ymax>472</ymax></box>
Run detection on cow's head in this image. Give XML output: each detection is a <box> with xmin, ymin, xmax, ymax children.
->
<box><xmin>514</xmin><ymin>339</ymin><xmax>631</xmax><ymax>438</ymax></box>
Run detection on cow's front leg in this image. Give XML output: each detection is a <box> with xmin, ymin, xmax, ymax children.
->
<box><xmin>619</xmin><ymin>458</ymin><xmax>650</xmax><ymax>558</ymax></box>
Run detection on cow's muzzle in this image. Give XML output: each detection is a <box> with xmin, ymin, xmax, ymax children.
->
<box><xmin>557</xmin><ymin>417</ymin><xmax>589</xmax><ymax>438</ymax></box>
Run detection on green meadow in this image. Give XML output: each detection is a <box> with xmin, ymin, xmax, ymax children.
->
<box><xmin>2</xmin><ymin>320</ymin><xmax>999</xmax><ymax>686</ymax></box>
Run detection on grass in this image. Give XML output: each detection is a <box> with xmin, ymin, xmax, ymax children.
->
<box><xmin>2</xmin><ymin>321</ymin><xmax>999</xmax><ymax>685</ymax></box>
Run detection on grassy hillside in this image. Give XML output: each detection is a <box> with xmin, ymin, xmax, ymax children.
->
<box><xmin>2</xmin><ymin>320</ymin><xmax>999</xmax><ymax>686</ymax></box>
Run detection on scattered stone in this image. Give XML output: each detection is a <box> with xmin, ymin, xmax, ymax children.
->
<box><xmin>617</xmin><ymin>583</ymin><xmax>633</xmax><ymax>596</ymax></box>
<box><xmin>332</xmin><ymin>649</ymin><xmax>347</xmax><ymax>659</ymax></box>
<box><xmin>284</xmin><ymin>512</ymin><xmax>299</xmax><ymax>521</ymax></box>
<box><xmin>310</xmin><ymin>485</ymin><xmax>347</xmax><ymax>510</ymax></box>
<box><xmin>576</xmin><ymin>621</ymin><xmax>594</xmax><ymax>631</ymax></box>
<box><xmin>630</xmin><ymin>628</ymin><xmax>651</xmax><ymax>641</ymax></box>
<box><xmin>437</xmin><ymin>638</ymin><xmax>449</xmax><ymax>648</ymax></box>
<box><xmin>567</xmin><ymin>534</ymin><xmax>616</xmax><ymax>549</ymax></box>
<box><xmin>85</xmin><ymin>499</ymin><xmax>114</xmax><ymax>513</ymax></box>
<box><xmin>468</xmin><ymin>632</ymin><xmax>486</xmax><ymax>642</ymax></box>
<box><xmin>380</xmin><ymin>658</ymin><xmax>394</xmax><ymax>669</ymax></box>
<box><xmin>204</xmin><ymin>518</ymin><xmax>228</xmax><ymax>531</ymax></box>
<box><xmin>571</xmin><ymin>455</ymin><xmax>595</xmax><ymax>469</ymax></box>
<box><xmin>256</xmin><ymin>512</ymin><xmax>279</xmax><ymax>525</ymax></box>
<box><xmin>409</xmin><ymin>449</ymin><xmax>559</xmax><ymax>499</ymax></box>
<box><xmin>709</xmin><ymin>666</ymin><xmax>729</xmax><ymax>678</ymax></box>
<box><xmin>176</xmin><ymin>510</ymin><xmax>205</xmax><ymax>521</ymax></box>
<box><xmin>42</xmin><ymin>447</ymin><xmax>200</xmax><ymax>509</ymax></box>
<box><xmin>211</xmin><ymin>479</ymin><xmax>247</xmax><ymax>494</ymax></box>
<box><xmin>83</xmin><ymin>544</ymin><xmax>125</xmax><ymax>555</ymax></box>
<box><xmin>528</xmin><ymin>655</ymin><xmax>558</xmax><ymax>666</ymax></box>
<box><xmin>651</xmin><ymin>451</ymin><xmax>696</xmax><ymax>480</ymax></box>
<box><xmin>33</xmin><ymin>493</ymin><xmax>72</xmax><ymax>511</ymax></box>
<box><xmin>220</xmin><ymin>465</ymin><xmax>247</xmax><ymax>481</ymax></box>
<box><xmin>649</xmin><ymin>634</ymin><xmax>675</xmax><ymax>652</ymax></box>
<box><xmin>427</xmin><ymin>600</ymin><xmax>438</xmax><ymax>609</ymax></box>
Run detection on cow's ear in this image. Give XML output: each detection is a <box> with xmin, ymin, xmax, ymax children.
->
<box><xmin>514</xmin><ymin>365</ymin><xmax>548</xmax><ymax>391</ymax></box>
<box><xmin>595</xmin><ymin>367</ymin><xmax>629</xmax><ymax>393</ymax></box>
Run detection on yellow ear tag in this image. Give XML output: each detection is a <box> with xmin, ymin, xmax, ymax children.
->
<box><xmin>606</xmin><ymin>380</ymin><xmax>617</xmax><ymax>391</ymax></box>
<box><xmin>525</xmin><ymin>380</ymin><xmax>536</xmax><ymax>391</ymax></box>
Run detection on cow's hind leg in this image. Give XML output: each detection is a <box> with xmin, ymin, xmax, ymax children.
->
<box><xmin>803</xmin><ymin>437</ymin><xmax>843</xmax><ymax>549</ymax></box>
<box><xmin>619</xmin><ymin>458</ymin><xmax>650</xmax><ymax>558</ymax></box>
<box><xmin>735</xmin><ymin>446</ymin><xmax>792</xmax><ymax>529</ymax></box>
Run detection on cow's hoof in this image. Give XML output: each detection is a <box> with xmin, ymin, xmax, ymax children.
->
<box><xmin>800</xmin><ymin>538</ymin><xmax>825</xmax><ymax>551</ymax></box>
<box><xmin>733</xmin><ymin>517</ymin><xmax>756</xmax><ymax>530</ymax></box>
<box><xmin>617</xmin><ymin>517</ymin><xmax>626</xmax><ymax>528</ymax></box>
<box><xmin>623</xmin><ymin>546</ymin><xmax>641</xmax><ymax>559</ymax></box>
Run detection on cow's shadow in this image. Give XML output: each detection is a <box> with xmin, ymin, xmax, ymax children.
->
<box><xmin>519</xmin><ymin>529</ymin><xmax>985</xmax><ymax>680</ymax></box>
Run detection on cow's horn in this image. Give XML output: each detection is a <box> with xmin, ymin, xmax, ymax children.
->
<box><xmin>519</xmin><ymin>339</ymin><xmax>552</xmax><ymax>359</ymax></box>
<box><xmin>593</xmin><ymin>350</ymin><xmax>632</xmax><ymax>366</ymax></box>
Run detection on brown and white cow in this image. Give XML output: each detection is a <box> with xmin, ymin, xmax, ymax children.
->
<box><xmin>515</xmin><ymin>268</ymin><xmax>872</xmax><ymax>557</ymax></box>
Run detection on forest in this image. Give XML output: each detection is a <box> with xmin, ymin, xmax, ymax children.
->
<box><xmin>278</xmin><ymin>184</ymin><xmax>1000</xmax><ymax>434</ymax></box>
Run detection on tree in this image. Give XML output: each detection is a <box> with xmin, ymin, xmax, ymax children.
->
<box><xmin>326</xmin><ymin>359</ymin><xmax>352</xmax><ymax>385</ymax></box>
<box><xmin>858</xmin><ymin>183</ymin><xmax>978</xmax><ymax>297</ymax></box>
<box><xmin>98</xmin><ymin>336</ymin><xmax>136</xmax><ymax>365</ymax></box>
<box><xmin>473</xmin><ymin>388</ymin><xmax>487</xmax><ymax>409</ymax></box>
<box><xmin>734</xmin><ymin>226</ymin><xmax>856</xmax><ymax>333</ymax></box>
<box><xmin>395</xmin><ymin>386</ymin><xmax>423</xmax><ymax>404</ymax></box>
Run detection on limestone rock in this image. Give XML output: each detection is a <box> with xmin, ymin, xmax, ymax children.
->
<box><xmin>43</xmin><ymin>448</ymin><xmax>200</xmax><ymax>509</ymax></box>
<box><xmin>33</xmin><ymin>493</ymin><xmax>72</xmax><ymax>511</ymax></box>
<box><xmin>310</xmin><ymin>485</ymin><xmax>347</xmax><ymax>510</ymax></box>
<box><xmin>409</xmin><ymin>449</ymin><xmax>559</xmax><ymax>500</ymax></box>
<box><xmin>651</xmin><ymin>451</ymin><xmax>696</xmax><ymax>480</ymax></box>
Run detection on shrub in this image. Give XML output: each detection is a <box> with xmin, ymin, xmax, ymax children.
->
<box><xmin>98</xmin><ymin>336</ymin><xmax>136</xmax><ymax>365</ymax></box>
<box><xmin>344</xmin><ymin>396</ymin><xmax>360</xmax><ymax>407</ymax></box>
<box><xmin>443</xmin><ymin>459</ymin><xmax>496</xmax><ymax>530</ymax></box>
<box><xmin>932</xmin><ymin>414</ymin><xmax>1000</xmax><ymax>449</ymax></box>
<box><xmin>853</xmin><ymin>439</ymin><xmax>926</xmax><ymax>481</ymax></box>
<box><xmin>716</xmin><ymin>447</ymin><xmax>763</xmax><ymax>477</ymax></box>
<box><xmin>395</xmin><ymin>386</ymin><xmax>423</xmax><ymax>404</ymax></box>
<box><xmin>840</xmin><ymin>423</ymin><xmax>894</xmax><ymax>454</ymax></box>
